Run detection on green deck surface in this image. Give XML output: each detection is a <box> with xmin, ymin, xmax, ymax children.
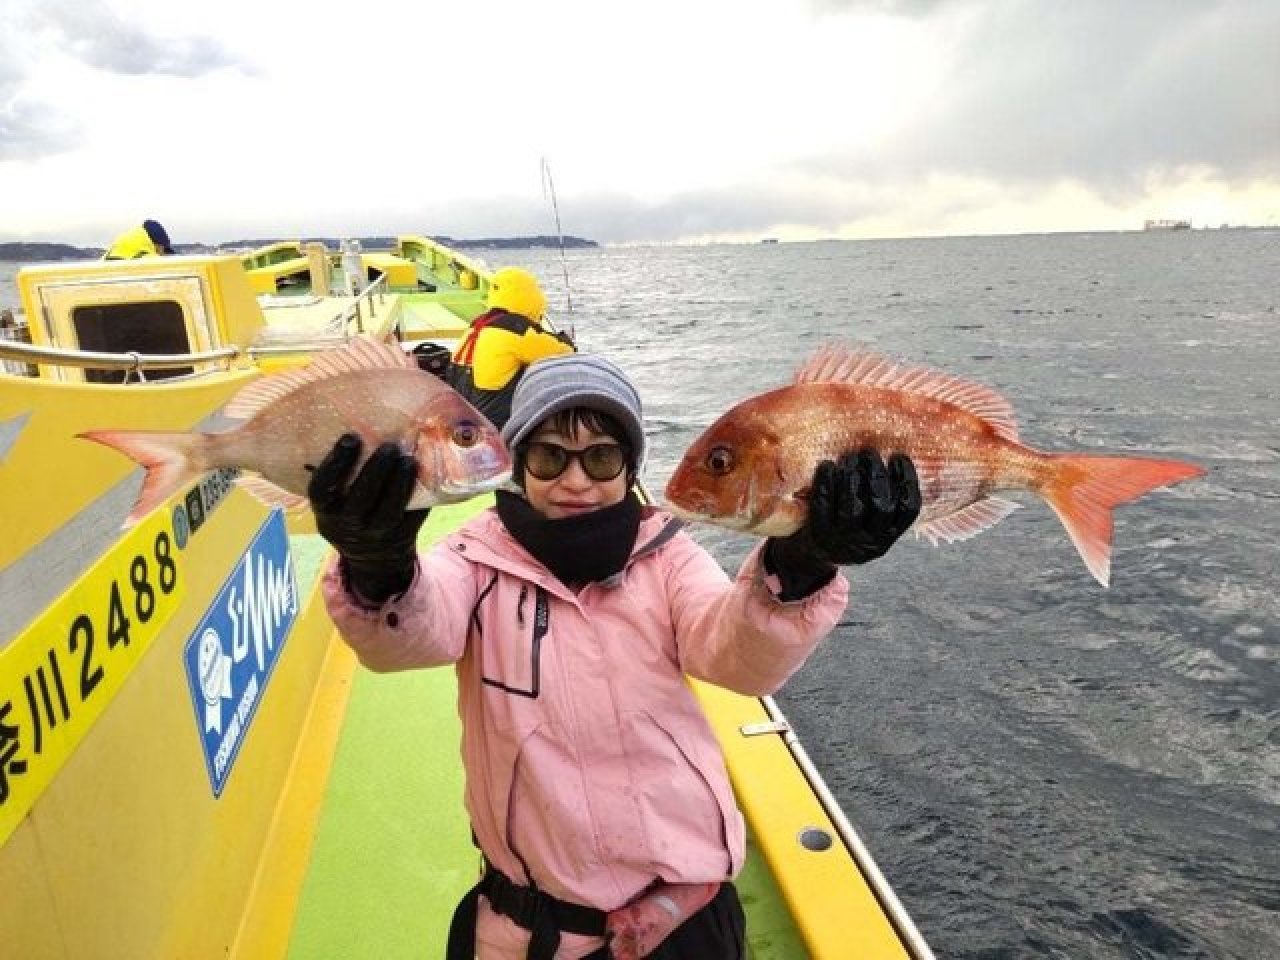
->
<box><xmin>286</xmin><ymin>499</ymin><xmax>806</xmax><ymax>959</ymax></box>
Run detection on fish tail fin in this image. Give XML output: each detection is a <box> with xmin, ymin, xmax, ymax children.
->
<box><xmin>79</xmin><ymin>430</ymin><xmax>204</xmax><ymax>527</ymax></box>
<box><xmin>1041</xmin><ymin>453</ymin><xmax>1204</xmax><ymax>587</ymax></box>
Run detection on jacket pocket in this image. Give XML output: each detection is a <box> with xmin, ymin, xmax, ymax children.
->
<box><xmin>466</xmin><ymin>722</ymin><xmax>542</xmax><ymax>880</ymax></box>
<box><xmin>639</xmin><ymin>711</ymin><xmax>745</xmax><ymax>877</ymax></box>
<box><xmin>479</xmin><ymin>583</ymin><xmax>548</xmax><ymax>700</ymax></box>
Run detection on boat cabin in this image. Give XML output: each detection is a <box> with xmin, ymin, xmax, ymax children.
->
<box><xmin>16</xmin><ymin>256</ymin><xmax>266</xmax><ymax>383</ymax></box>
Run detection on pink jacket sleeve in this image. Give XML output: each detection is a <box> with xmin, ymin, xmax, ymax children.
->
<box><xmin>664</xmin><ymin>534</ymin><xmax>849</xmax><ymax>696</ymax></box>
<box><xmin>320</xmin><ymin>543</ymin><xmax>479</xmax><ymax>673</ymax></box>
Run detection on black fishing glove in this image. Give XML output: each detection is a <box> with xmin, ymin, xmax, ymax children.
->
<box><xmin>308</xmin><ymin>433</ymin><xmax>429</xmax><ymax>606</ymax></box>
<box><xmin>763</xmin><ymin>450</ymin><xmax>922</xmax><ymax>601</ymax></box>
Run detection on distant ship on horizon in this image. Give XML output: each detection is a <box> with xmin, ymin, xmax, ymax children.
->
<box><xmin>1143</xmin><ymin>219</ymin><xmax>1192</xmax><ymax>231</ymax></box>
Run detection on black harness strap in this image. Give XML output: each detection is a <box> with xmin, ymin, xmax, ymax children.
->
<box><xmin>446</xmin><ymin>864</ymin><xmax>608</xmax><ymax>960</ymax></box>
<box><xmin>446</xmin><ymin>881</ymin><xmax>482</xmax><ymax>960</ymax></box>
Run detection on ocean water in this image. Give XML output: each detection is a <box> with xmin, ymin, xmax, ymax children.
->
<box><xmin>3</xmin><ymin>230</ymin><xmax>1277</xmax><ymax>958</ymax></box>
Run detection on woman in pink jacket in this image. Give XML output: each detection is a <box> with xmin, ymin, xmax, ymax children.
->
<box><xmin>309</xmin><ymin>354</ymin><xmax>921</xmax><ymax>960</ymax></box>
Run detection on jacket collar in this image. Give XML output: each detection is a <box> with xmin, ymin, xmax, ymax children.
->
<box><xmin>452</xmin><ymin>507</ymin><xmax>684</xmax><ymax>602</ymax></box>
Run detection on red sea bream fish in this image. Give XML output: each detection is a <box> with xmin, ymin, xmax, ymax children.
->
<box><xmin>664</xmin><ymin>344</ymin><xmax>1204</xmax><ymax>586</ymax></box>
<box><xmin>81</xmin><ymin>335</ymin><xmax>511</xmax><ymax>527</ymax></box>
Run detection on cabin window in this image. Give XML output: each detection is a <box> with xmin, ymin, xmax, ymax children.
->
<box><xmin>72</xmin><ymin>300</ymin><xmax>194</xmax><ymax>383</ymax></box>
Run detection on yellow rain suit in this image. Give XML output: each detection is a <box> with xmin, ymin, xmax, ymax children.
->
<box><xmin>448</xmin><ymin>268</ymin><xmax>574</xmax><ymax>428</ymax></box>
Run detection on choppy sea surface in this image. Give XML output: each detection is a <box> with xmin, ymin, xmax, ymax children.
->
<box><xmin>3</xmin><ymin>230</ymin><xmax>1278</xmax><ymax>958</ymax></box>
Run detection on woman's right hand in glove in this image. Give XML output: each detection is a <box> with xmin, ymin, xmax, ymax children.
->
<box><xmin>307</xmin><ymin>433</ymin><xmax>429</xmax><ymax>605</ymax></box>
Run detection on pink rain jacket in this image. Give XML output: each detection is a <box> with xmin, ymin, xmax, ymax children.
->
<box><xmin>322</xmin><ymin>507</ymin><xmax>848</xmax><ymax>958</ymax></box>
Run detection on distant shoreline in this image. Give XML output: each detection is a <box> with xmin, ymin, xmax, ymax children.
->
<box><xmin>3</xmin><ymin>227</ymin><xmax>1275</xmax><ymax>263</ymax></box>
<box><xmin>0</xmin><ymin>235</ymin><xmax>599</xmax><ymax>263</ymax></box>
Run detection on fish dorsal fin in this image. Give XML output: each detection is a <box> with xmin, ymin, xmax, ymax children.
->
<box><xmin>794</xmin><ymin>343</ymin><xmax>1021</xmax><ymax>443</ymax></box>
<box><xmin>224</xmin><ymin>335</ymin><xmax>414</xmax><ymax>420</ymax></box>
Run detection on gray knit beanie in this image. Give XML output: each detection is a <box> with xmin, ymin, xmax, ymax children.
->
<box><xmin>502</xmin><ymin>354</ymin><xmax>646</xmax><ymax>471</ymax></box>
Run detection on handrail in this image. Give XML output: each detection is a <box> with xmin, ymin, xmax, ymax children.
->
<box><xmin>398</xmin><ymin>234</ymin><xmax>490</xmax><ymax>279</ymax></box>
<box><xmin>333</xmin><ymin>273</ymin><xmax>389</xmax><ymax>334</ymax></box>
<box><xmin>0</xmin><ymin>333</ymin><xmax>403</xmax><ymax>375</ymax></box>
<box><xmin>0</xmin><ymin>341</ymin><xmax>241</xmax><ymax>372</ymax></box>
<box><xmin>759</xmin><ymin>694</ymin><xmax>936</xmax><ymax>960</ymax></box>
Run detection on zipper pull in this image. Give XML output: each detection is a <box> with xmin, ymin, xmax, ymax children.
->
<box><xmin>517</xmin><ymin>585</ymin><xmax>527</xmax><ymax>626</ymax></box>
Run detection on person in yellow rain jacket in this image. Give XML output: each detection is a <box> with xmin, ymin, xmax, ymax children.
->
<box><xmin>102</xmin><ymin>220</ymin><xmax>175</xmax><ymax>259</ymax></box>
<box><xmin>447</xmin><ymin>266</ymin><xmax>575</xmax><ymax>428</ymax></box>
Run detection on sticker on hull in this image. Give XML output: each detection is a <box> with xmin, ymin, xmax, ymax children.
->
<box><xmin>182</xmin><ymin>509</ymin><xmax>297</xmax><ymax>796</ymax></box>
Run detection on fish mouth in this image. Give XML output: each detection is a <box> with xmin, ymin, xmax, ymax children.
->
<box><xmin>414</xmin><ymin>470</ymin><xmax>512</xmax><ymax>507</ymax></box>
<box><xmin>442</xmin><ymin>470</ymin><xmax>512</xmax><ymax>498</ymax></box>
<box><xmin>664</xmin><ymin>500</ymin><xmax>755</xmax><ymax>532</ymax></box>
<box><xmin>664</xmin><ymin>501</ymin><xmax>701</xmax><ymax>523</ymax></box>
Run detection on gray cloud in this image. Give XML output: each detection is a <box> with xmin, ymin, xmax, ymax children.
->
<box><xmin>36</xmin><ymin>1</ymin><xmax>248</xmax><ymax>78</ymax></box>
<box><xmin>541</xmin><ymin>0</ymin><xmax>1279</xmax><ymax>241</ymax></box>
<box><xmin>452</xmin><ymin>1</ymin><xmax>1280</xmax><ymax>243</ymax></box>
<box><xmin>0</xmin><ymin>0</ymin><xmax>249</xmax><ymax>160</ymax></box>
<box><xmin>399</xmin><ymin>184</ymin><xmax>886</xmax><ymax>245</ymax></box>
<box><xmin>483</xmin><ymin>3</ymin><xmax>1280</xmax><ymax>242</ymax></box>
<box><xmin>802</xmin><ymin>0</ymin><xmax>1280</xmax><ymax>193</ymax></box>
<box><xmin>0</xmin><ymin>96</ymin><xmax>78</xmax><ymax>161</ymax></box>
<box><xmin>557</xmin><ymin>189</ymin><xmax>867</xmax><ymax>243</ymax></box>
<box><xmin>9</xmin><ymin>0</ymin><xmax>1273</xmax><ymax>242</ymax></box>
<box><xmin>806</xmin><ymin>0</ymin><xmax>969</xmax><ymax>15</ymax></box>
<box><xmin>0</xmin><ymin>42</ymin><xmax>78</xmax><ymax>160</ymax></box>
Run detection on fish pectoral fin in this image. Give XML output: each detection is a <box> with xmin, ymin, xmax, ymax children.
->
<box><xmin>914</xmin><ymin>496</ymin><xmax>1021</xmax><ymax>546</ymax></box>
<box><xmin>236</xmin><ymin>475</ymin><xmax>309</xmax><ymax>511</ymax></box>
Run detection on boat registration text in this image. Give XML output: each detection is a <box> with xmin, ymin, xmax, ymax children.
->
<box><xmin>0</xmin><ymin>509</ymin><xmax>186</xmax><ymax>845</ymax></box>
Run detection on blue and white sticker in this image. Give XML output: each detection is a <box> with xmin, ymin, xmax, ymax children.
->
<box><xmin>182</xmin><ymin>509</ymin><xmax>298</xmax><ymax>796</ymax></box>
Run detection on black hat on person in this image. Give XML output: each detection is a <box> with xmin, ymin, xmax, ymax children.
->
<box><xmin>142</xmin><ymin>219</ymin><xmax>174</xmax><ymax>254</ymax></box>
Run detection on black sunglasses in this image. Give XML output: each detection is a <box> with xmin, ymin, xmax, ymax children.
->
<box><xmin>523</xmin><ymin>441</ymin><xmax>628</xmax><ymax>482</ymax></box>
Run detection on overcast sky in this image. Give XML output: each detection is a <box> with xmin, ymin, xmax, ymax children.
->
<box><xmin>1</xmin><ymin>0</ymin><xmax>1276</xmax><ymax>245</ymax></box>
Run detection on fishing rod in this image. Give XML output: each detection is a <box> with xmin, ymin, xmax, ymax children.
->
<box><xmin>537</xmin><ymin>159</ymin><xmax>660</xmax><ymax>504</ymax></box>
<box><xmin>540</xmin><ymin>157</ymin><xmax>575</xmax><ymax>341</ymax></box>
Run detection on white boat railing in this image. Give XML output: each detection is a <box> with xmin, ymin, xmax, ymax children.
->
<box><xmin>0</xmin><ymin>334</ymin><xmax>395</xmax><ymax>380</ymax></box>
<box><xmin>637</xmin><ymin>472</ymin><xmax>935</xmax><ymax>958</ymax></box>
<box><xmin>760</xmin><ymin>694</ymin><xmax>937</xmax><ymax>960</ymax></box>
<box><xmin>334</xmin><ymin>272</ymin><xmax>389</xmax><ymax>334</ymax></box>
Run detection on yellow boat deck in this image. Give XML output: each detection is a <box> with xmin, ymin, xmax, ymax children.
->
<box><xmin>239</xmin><ymin>502</ymin><xmax>917</xmax><ymax>959</ymax></box>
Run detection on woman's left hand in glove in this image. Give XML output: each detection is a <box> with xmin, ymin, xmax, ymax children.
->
<box><xmin>764</xmin><ymin>450</ymin><xmax>922</xmax><ymax>599</ymax></box>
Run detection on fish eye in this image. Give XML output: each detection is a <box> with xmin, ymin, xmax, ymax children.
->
<box><xmin>706</xmin><ymin>445</ymin><xmax>734</xmax><ymax>475</ymax></box>
<box><xmin>452</xmin><ymin>421</ymin><xmax>480</xmax><ymax>448</ymax></box>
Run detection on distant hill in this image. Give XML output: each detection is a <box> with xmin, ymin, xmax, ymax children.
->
<box><xmin>1</xmin><ymin>235</ymin><xmax>597</xmax><ymax>262</ymax></box>
<box><xmin>0</xmin><ymin>242</ymin><xmax>104</xmax><ymax>261</ymax></box>
<box><xmin>224</xmin><ymin>235</ymin><xmax>599</xmax><ymax>251</ymax></box>
<box><xmin>445</xmin><ymin>235</ymin><xmax>598</xmax><ymax>250</ymax></box>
